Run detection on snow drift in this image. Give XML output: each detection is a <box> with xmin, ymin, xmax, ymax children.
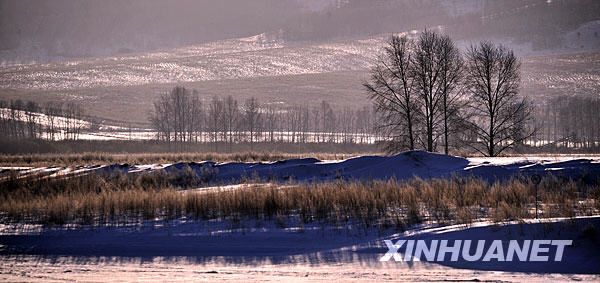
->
<box><xmin>4</xmin><ymin>151</ymin><xmax>600</xmax><ymax>185</ymax></box>
<box><xmin>160</xmin><ymin>150</ymin><xmax>600</xmax><ymax>185</ymax></box>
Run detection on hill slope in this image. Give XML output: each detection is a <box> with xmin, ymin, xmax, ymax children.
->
<box><xmin>1</xmin><ymin>31</ymin><xmax>599</xmax><ymax>124</ymax></box>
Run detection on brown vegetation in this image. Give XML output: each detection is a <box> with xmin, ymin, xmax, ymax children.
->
<box><xmin>0</xmin><ymin>151</ymin><xmax>369</xmax><ymax>167</ymax></box>
<box><xmin>1</xmin><ymin>172</ymin><xmax>598</xmax><ymax>228</ymax></box>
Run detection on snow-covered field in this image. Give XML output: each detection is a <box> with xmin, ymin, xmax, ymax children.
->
<box><xmin>0</xmin><ymin>34</ymin><xmax>382</xmax><ymax>91</ymax></box>
<box><xmin>2</xmin><ymin>34</ymin><xmax>598</xmax><ymax>99</ymax></box>
<box><xmin>2</xmin><ymin>25</ymin><xmax>598</xmax><ymax>93</ymax></box>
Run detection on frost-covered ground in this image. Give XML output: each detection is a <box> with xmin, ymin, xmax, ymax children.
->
<box><xmin>4</xmin><ymin>151</ymin><xmax>600</xmax><ymax>185</ymax></box>
<box><xmin>1</xmin><ymin>217</ymin><xmax>599</xmax><ymax>281</ymax></box>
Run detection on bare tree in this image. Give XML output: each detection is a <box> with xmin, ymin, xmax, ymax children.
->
<box><xmin>44</xmin><ymin>101</ymin><xmax>62</xmax><ymax>141</ymax></box>
<box><xmin>412</xmin><ymin>30</ymin><xmax>445</xmax><ymax>152</ymax></box>
<box><xmin>24</xmin><ymin>101</ymin><xmax>40</xmax><ymax>139</ymax></box>
<box><xmin>68</xmin><ymin>102</ymin><xmax>85</xmax><ymax>140</ymax></box>
<box><xmin>10</xmin><ymin>100</ymin><xmax>24</xmax><ymax>138</ymax></box>
<box><xmin>64</xmin><ymin>102</ymin><xmax>77</xmax><ymax>140</ymax></box>
<box><xmin>437</xmin><ymin>35</ymin><xmax>464</xmax><ymax>154</ymax></box>
<box><xmin>207</xmin><ymin>96</ymin><xmax>224</xmax><ymax>151</ymax></box>
<box><xmin>244</xmin><ymin>97</ymin><xmax>261</xmax><ymax>148</ymax></box>
<box><xmin>543</xmin><ymin>95</ymin><xmax>600</xmax><ymax>150</ymax></box>
<box><xmin>300</xmin><ymin>105</ymin><xmax>309</xmax><ymax>143</ymax></box>
<box><xmin>187</xmin><ymin>91</ymin><xmax>203</xmax><ymax>143</ymax></box>
<box><xmin>365</xmin><ymin>35</ymin><xmax>419</xmax><ymax>152</ymax></box>
<box><xmin>150</xmin><ymin>94</ymin><xmax>171</xmax><ymax>142</ymax></box>
<box><xmin>223</xmin><ymin>96</ymin><xmax>239</xmax><ymax>151</ymax></box>
<box><xmin>319</xmin><ymin>101</ymin><xmax>336</xmax><ymax>143</ymax></box>
<box><xmin>464</xmin><ymin>42</ymin><xmax>534</xmax><ymax>156</ymax></box>
<box><xmin>0</xmin><ymin>100</ymin><xmax>7</xmax><ymax>140</ymax></box>
<box><xmin>265</xmin><ymin>104</ymin><xmax>277</xmax><ymax>143</ymax></box>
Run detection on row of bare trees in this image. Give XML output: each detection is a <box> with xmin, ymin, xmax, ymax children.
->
<box><xmin>149</xmin><ymin>87</ymin><xmax>376</xmax><ymax>149</ymax></box>
<box><xmin>365</xmin><ymin>30</ymin><xmax>534</xmax><ymax>156</ymax></box>
<box><xmin>0</xmin><ymin>99</ymin><xmax>85</xmax><ymax>141</ymax></box>
<box><xmin>533</xmin><ymin>95</ymin><xmax>600</xmax><ymax>150</ymax></box>
<box><xmin>149</xmin><ymin>86</ymin><xmax>202</xmax><ymax>144</ymax></box>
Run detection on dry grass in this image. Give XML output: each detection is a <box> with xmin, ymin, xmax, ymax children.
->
<box><xmin>1</xmin><ymin>171</ymin><xmax>598</xmax><ymax>228</ymax></box>
<box><xmin>0</xmin><ymin>152</ymin><xmax>364</xmax><ymax>167</ymax></box>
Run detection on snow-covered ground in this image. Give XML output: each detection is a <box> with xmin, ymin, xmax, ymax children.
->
<box><xmin>2</xmin><ymin>151</ymin><xmax>600</xmax><ymax>280</ymax></box>
<box><xmin>1</xmin><ymin>216</ymin><xmax>598</xmax><ymax>281</ymax></box>
<box><xmin>4</xmin><ymin>151</ymin><xmax>600</xmax><ymax>185</ymax></box>
<box><xmin>0</xmin><ymin>35</ymin><xmax>381</xmax><ymax>91</ymax></box>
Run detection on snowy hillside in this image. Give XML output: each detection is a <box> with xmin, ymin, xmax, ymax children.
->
<box><xmin>4</xmin><ymin>26</ymin><xmax>599</xmax><ymax>92</ymax></box>
<box><xmin>0</xmin><ymin>35</ymin><xmax>383</xmax><ymax>91</ymax></box>
<box><xmin>1</xmin><ymin>29</ymin><xmax>599</xmax><ymax>125</ymax></box>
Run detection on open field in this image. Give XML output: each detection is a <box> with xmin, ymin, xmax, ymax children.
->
<box><xmin>0</xmin><ymin>71</ymin><xmax>368</xmax><ymax>125</ymax></box>
<box><xmin>0</xmin><ymin>140</ymin><xmax>380</xmax><ymax>162</ymax></box>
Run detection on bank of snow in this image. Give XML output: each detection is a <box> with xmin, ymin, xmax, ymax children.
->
<box><xmin>163</xmin><ymin>150</ymin><xmax>600</xmax><ymax>184</ymax></box>
<box><xmin>4</xmin><ymin>151</ymin><xmax>600</xmax><ymax>185</ymax></box>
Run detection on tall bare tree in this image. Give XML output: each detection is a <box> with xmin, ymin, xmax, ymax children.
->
<box><xmin>437</xmin><ymin>34</ymin><xmax>464</xmax><ymax>154</ymax></box>
<box><xmin>365</xmin><ymin>35</ymin><xmax>419</xmax><ymax>152</ymax></box>
<box><xmin>187</xmin><ymin>92</ymin><xmax>203</xmax><ymax>142</ymax></box>
<box><xmin>320</xmin><ymin>101</ymin><xmax>335</xmax><ymax>142</ymax></box>
<box><xmin>464</xmin><ymin>42</ymin><xmax>534</xmax><ymax>156</ymax></box>
<box><xmin>64</xmin><ymin>102</ymin><xmax>84</xmax><ymax>140</ymax></box>
<box><xmin>412</xmin><ymin>30</ymin><xmax>445</xmax><ymax>152</ymax></box>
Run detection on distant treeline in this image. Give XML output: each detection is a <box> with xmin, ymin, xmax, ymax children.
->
<box><xmin>1</xmin><ymin>93</ymin><xmax>600</xmax><ymax>154</ymax></box>
<box><xmin>0</xmin><ymin>99</ymin><xmax>85</xmax><ymax>141</ymax></box>
<box><xmin>0</xmin><ymin>139</ymin><xmax>378</xmax><ymax>156</ymax></box>
<box><xmin>149</xmin><ymin>86</ymin><xmax>376</xmax><ymax>149</ymax></box>
<box><xmin>533</xmin><ymin>96</ymin><xmax>600</xmax><ymax>149</ymax></box>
